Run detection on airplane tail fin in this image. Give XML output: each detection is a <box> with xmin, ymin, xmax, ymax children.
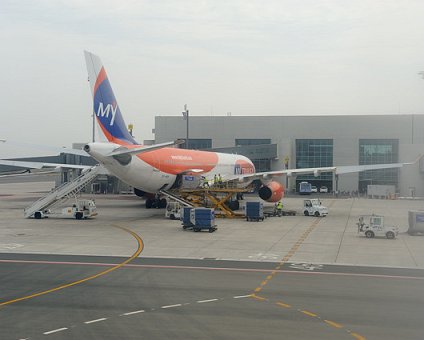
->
<box><xmin>84</xmin><ymin>51</ymin><xmax>138</xmax><ymax>145</ymax></box>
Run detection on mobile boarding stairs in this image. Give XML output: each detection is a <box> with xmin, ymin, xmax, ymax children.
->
<box><xmin>24</xmin><ymin>165</ymin><xmax>104</xmax><ymax>218</ymax></box>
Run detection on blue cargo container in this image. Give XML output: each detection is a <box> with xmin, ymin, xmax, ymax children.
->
<box><xmin>181</xmin><ymin>207</ymin><xmax>194</xmax><ymax>229</ymax></box>
<box><xmin>189</xmin><ymin>208</ymin><xmax>217</xmax><ymax>232</ymax></box>
<box><xmin>246</xmin><ymin>201</ymin><xmax>264</xmax><ymax>221</ymax></box>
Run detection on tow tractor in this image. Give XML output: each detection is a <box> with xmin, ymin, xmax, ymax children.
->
<box><xmin>303</xmin><ymin>199</ymin><xmax>328</xmax><ymax>217</ymax></box>
<box><xmin>357</xmin><ymin>215</ymin><xmax>398</xmax><ymax>239</ymax></box>
<box><xmin>165</xmin><ymin>201</ymin><xmax>182</xmax><ymax>220</ymax></box>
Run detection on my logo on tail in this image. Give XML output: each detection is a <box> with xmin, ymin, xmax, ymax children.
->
<box><xmin>97</xmin><ymin>102</ymin><xmax>117</xmax><ymax>126</ymax></box>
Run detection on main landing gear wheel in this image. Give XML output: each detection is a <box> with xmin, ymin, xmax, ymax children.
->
<box><xmin>145</xmin><ymin>198</ymin><xmax>167</xmax><ymax>209</ymax></box>
<box><xmin>145</xmin><ymin>198</ymin><xmax>153</xmax><ymax>209</ymax></box>
<box><xmin>159</xmin><ymin>198</ymin><xmax>167</xmax><ymax>208</ymax></box>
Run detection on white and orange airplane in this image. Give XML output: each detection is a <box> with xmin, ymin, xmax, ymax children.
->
<box><xmin>0</xmin><ymin>52</ymin><xmax>415</xmax><ymax>208</ymax></box>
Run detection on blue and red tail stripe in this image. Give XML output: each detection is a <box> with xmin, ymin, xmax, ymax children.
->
<box><xmin>93</xmin><ymin>67</ymin><xmax>138</xmax><ymax>145</ymax></box>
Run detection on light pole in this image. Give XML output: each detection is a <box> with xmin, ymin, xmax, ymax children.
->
<box><xmin>415</xmin><ymin>71</ymin><xmax>424</xmax><ymax>143</ymax></box>
<box><xmin>284</xmin><ymin>156</ymin><xmax>289</xmax><ymax>196</ymax></box>
<box><xmin>182</xmin><ymin>104</ymin><xmax>189</xmax><ymax>148</ymax></box>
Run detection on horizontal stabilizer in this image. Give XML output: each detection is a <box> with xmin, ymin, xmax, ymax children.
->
<box><xmin>106</xmin><ymin>139</ymin><xmax>185</xmax><ymax>157</ymax></box>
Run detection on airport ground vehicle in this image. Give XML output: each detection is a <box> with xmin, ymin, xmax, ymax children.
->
<box><xmin>303</xmin><ymin>199</ymin><xmax>328</xmax><ymax>217</ymax></box>
<box><xmin>319</xmin><ymin>186</ymin><xmax>328</xmax><ymax>193</ymax></box>
<box><xmin>34</xmin><ymin>199</ymin><xmax>97</xmax><ymax>220</ymax></box>
<box><xmin>299</xmin><ymin>181</ymin><xmax>312</xmax><ymax>195</ymax></box>
<box><xmin>165</xmin><ymin>201</ymin><xmax>182</xmax><ymax>220</ymax></box>
<box><xmin>311</xmin><ymin>186</ymin><xmax>318</xmax><ymax>193</ymax></box>
<box><xmin>357</xmin><ymin>215</ymin><xmax>398</xmax><ymax>239</ymax></box>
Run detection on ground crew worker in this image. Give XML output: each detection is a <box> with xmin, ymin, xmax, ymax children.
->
<box><xmin>214</xmin><ymin>174</ymin><xmax>218</xmax><ymax>186</ymax></box>
<box><xmin>202</xmin><ymin>176</ymin><xmax>209</xmax><ymax>188</ymax></box>
<box><xmin>276</xmin><ymin>201</ymin><xmax>283</xmax><ymax>216</ymax></box>
<box><xmin>277</xmin><ymin>201</ymin><xmax>283</xmax><ymax>210</ymax></box>
<box><xmin>218</xmin><ymin>173</ymin><xmax>223</xmax><ymax>187</ymax></box>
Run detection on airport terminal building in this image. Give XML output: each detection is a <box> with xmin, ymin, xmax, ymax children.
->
<box><xmin>154</xmin><ymin>114</ymin><xmax>424</xmax><ymax>197</ymax></box>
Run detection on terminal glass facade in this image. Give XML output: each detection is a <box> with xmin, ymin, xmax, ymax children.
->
<box><xmin>253</xmin><ymin>159</ymin><xmax>271</xmax><ymax>172</ymax></box>
<box><xmin>358</xmin><ymin>139</ymin><xmax>399</xmax><ymax>192</ymax></box>
<box><xmin>185</xmin><ymin>139</ymin><xmax>212</xmax><ymax>150</ymax></box>
<box><xmin>235</xmin><ymin>139</ymin><xmax>271</xmax><ymax>146</ymax></box>
<box><xmin>209</xmin><ymin>143</ymin><xmax>277</xmax><ymax>173</ymax></box>
<box><xmin>232</xmin><ymin>140</ymin><xmax>273</xmax><ymax>172</ymax></box>
<box><xmin>295</xmin><ymin>139</ymin><xmax>333</xmax><ymax>190</ymax></box>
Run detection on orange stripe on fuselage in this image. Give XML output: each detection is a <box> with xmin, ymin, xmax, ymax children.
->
<box><xmin>97</xmin><ymin>121</ymin><xmax>219</xmax><ymax>174</ymax></box>
<box><xmin>138</xmin><ymin>148</ymin><xmax>219</xmax><ymax>175</ymax></box>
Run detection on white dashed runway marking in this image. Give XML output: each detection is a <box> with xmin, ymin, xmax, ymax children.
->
<box><xmin>120</xmin><ymin>310</ymin><xmax>145</xmax><ymax>316</ymax></box>
<box><xmin>33</xmin><ymin>294</ymin><xmax>252</xmax><ymax>339</ymax></box>
<box><xmin>43</xmin><ymin>327</ymin><xmax>68</xmax><ymax>335</ymax></box>
<box><xmin>161</xmin><ymin>304</ymin><xmax>182</xmax><ymax>309</ymax></box>
<box><xmin>196</xmin><ymin>298</ymin><xmax>218</xmax><ymax>303</ymax></box>
<box><xmin>84</xmin><ymin>318</ymin><xmax>107</xmax><ymax>324</ymax></box>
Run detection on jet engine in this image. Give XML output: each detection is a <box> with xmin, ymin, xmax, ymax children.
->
<box><xmin>258</xmin><ymin>180</ymin><xmax>285</xmax><ymax>202</ymax></box>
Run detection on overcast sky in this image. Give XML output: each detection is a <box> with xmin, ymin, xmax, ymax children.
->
<box><xmin>1</xmin><ymin>0</ymin><xmax>424</xmax><ymax>157</ymax></box>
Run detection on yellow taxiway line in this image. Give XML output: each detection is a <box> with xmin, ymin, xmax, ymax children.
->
<box><xmin>0</xmin><ymin>224</ymin><xmax>143</xmax><ymax>307</ymax></box>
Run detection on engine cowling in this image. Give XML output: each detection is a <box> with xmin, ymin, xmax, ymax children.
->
<box><xmin>258</xmin><ymin>181</ymin><xmax>285</xmax><ymax>202</ymax></box>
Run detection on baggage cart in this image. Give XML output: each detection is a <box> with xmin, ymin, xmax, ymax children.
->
<box><xmin>246</xmin><ymin>201</ymin><xmax>264</xmax><ymax>221</ymax></box>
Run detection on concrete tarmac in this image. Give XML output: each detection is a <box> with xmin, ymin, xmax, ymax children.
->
<box><xmin>1</xmin><ymin>254</ymin><xmax>424</xmax><ymax>340</ymax></box>
<box><xmin>0</xmin><ymin>180</ymin><xmax>423</xmax><ymax>268</ymax></box>
<box><xmin>1</xmin><ymin>180</ymin><xmax>424</xmax><ymax>339</ymax></box>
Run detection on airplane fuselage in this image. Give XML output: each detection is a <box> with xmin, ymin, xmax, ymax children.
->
<box><xmin>86</xmin><ymin>142</ymin><xmax>255</xmax><ymax>193</ymax></box>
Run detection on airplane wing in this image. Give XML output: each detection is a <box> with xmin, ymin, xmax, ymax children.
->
<box><xmin>334</xmin><ymin>163</ymin><xmax>407</xmax><ymax>174</ymax></box>
<box><xmin>0</xmin><ymin>169</ymin><xmax>59</xmax><ymax>179</ymax></box>
<box><xmin>0</xmin><ymin>159</ymin><xmax>92</xmax><ymax>170</ymax></box>
<box><xmin>224</xmin><ymin>158</ymin><xmax>420</xmax><ymax>183</ymax></box>
<box><xmin>0</xmin><ymin>139</ymin><xmax>89</xmax><ymax>157</ymax></box>
<box><xmin>224</xmin><ymin>167</ymin><xmax>337</xmax><ymax>182</ymax></box>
